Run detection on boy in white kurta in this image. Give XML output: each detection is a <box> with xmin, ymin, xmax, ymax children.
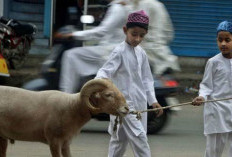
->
<box><xmin>192</xmin><ymin>21</ymin><xmax>232</xmax><ymax>157</ymax></box>
<box><xmin>96</xmin><ymin>10</ymin><xmax>163</xmax><ymax>157</ymax></box>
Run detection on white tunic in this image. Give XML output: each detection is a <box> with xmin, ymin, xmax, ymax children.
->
<box><xmin>72</xmin><ymin>2</ymin><xmax>127</xmax><ymax>46</ymax></box>
<box><xmin>199</xmin><ymin>53</ymin><xmax>232</xmax><ymax>135</ymax></box>
<box><xmin>96</xmin><ymin>41</ymin><xmax>157</xmax><ymax>136</ymax></box>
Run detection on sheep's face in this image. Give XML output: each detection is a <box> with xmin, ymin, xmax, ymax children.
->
<box><xmin>81</xmin><ymin>78</ymin><xmax>129</xmax><ymax>116</ymax></box>
<box><xmin>90</xmin><ymin>88</ymin><xmax>129</xmax><ymax>117</ymax></box>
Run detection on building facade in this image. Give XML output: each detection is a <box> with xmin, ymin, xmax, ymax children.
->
<box><xmin>0</xmin><ymin>0</ymin><xmax>3</xmax><ymax>16</ymax></box>
<box><xmin>160</xmin><ymin>0</ymin><xmax>232</xmax><ymax>57</ymax></box>
<box><xmin>1</xmin><ymin>0</ymin><xmax>232</xmax><ymax>56</ymax></box>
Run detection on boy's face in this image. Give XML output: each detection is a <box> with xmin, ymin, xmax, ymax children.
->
<box><xmin>123</xmin><ymin>26</ymin><xmax>147</xmax><ymax>47</ymax></box>
<box><xmin>217</xmin><ymin>31</ymin><xmax>232</xmax><ymax>58</ymax></box>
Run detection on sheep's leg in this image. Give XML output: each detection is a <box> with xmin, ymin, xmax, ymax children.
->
<box><xmin>61</xmin><ymin>141</ymin><xmax>71</xmax><ymax>157</ymax></box>
<box><xmin>0</xmin><ymin>137</ymin><xmax>7</xmax><ymax>157</ymax></box>
<box><xmin>49</xmin><ymin>139</ymin><xmax>62</xmax><ymax>157</ymax></box>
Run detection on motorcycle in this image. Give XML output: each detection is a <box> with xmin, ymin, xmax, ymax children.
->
<box><xmin>0</xmin><ymin>16</ymin><xmax>37</xmax><ymax>69</ymax></box>
<box><xmin>0</xmin><ymin>53</ymin><xmax>10</xmax><ymax>79</ymax></box>
<box><xmin>22</xmin><ymin>25</ymin><xmax>180</xmax><ymax>134</ymax></box>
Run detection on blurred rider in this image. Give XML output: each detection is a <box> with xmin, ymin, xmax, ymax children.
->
<box><xmin>59</xmin><ymin>0</ymin><xmax>180</xmax><ymax>93</ymax></box>
<box><xmin>59</xmin><ymin>0</ymin><xmax>129</xmax><ymax>93</ymax></box>
<box><xmin>129</xmin><ymin>0</ymin><xmax>180</xmax><ymax>75</ymax></box>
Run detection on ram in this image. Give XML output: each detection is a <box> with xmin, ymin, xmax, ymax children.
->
<box><xmin>0</xmin><ymin>79</ymin><xmax>129</xmax><ymax>157</ymax></box>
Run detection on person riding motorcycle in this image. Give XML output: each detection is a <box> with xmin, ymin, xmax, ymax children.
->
<box><xmin>59</xmin><ymin>0</ymin><xmax>180</xmax><ymax>93</ymax></box>
<box><xmin>130</xmin><ymin>0</ymin><xmax>180</xmax><ymax>75</ymax></box>
<box><xmin>59</xmin><ymin>0</ymin><xmax>129</xmax><ymax>93</ymax></box>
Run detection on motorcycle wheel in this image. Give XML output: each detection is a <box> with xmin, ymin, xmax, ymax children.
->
<box><xmin>0</xmin><ymin>76</ymin><xmax>7</xmax><ymax>85</ymax></box>
<box><xmin>147</xmin><ymin>97</ymin><xmax>169</xmax><ymax>134</ymax></box>
<box><xmin>147</xmin><ymin>110</ymin><xmax>168</xmax><ymax>134</ymax></box>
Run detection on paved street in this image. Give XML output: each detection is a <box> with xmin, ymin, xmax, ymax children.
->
<box><xmin>6</xmin><ymin>95</ymin><xmax>230</xmax><ymax>157</ymax></box>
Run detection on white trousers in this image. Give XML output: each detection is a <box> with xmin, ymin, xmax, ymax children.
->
<box><xmin>108</xmin><ymin>123</ymin><xmax>151</xmax><ymax>157</ymax></box>
<box><xmin>205</xmin><ymin>132</ymin><xmax>232</xmax><ymax>157</ymax></box>
<box><xmin>59</xmin><ymin>45</ymin><xmax>113</xmax><ymax>93</ymax></box>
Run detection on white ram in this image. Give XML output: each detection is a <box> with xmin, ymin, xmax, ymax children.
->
<box><xmin>0</xmin><ymin>78</ymin><xmax>129</xmax><ymax>157</ymax></box>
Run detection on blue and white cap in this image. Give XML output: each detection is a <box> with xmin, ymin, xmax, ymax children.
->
<box><xmin>217</xmin><ymin>21</ymin><xmax>232</xmax><ymax>34</ymax></box>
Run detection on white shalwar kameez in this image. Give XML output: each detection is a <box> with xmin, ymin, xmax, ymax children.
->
<box><xmin>198</xmin><ymin>53</ymin><xmax>232</xmax><ymax>157</ymax></box>
<box><xmin>96</xmin><ymin>41</ymin><xmax>158</xmax><ymax>157</ymax></box>
<box><xmin>59</xmin><ymin>1</ymin><xmax>129</xmax><ymax>93</ymax></box>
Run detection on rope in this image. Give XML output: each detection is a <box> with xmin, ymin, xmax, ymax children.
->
<box><xmin>130</xmin><ymin>97</ymin><xmax>232</xmax><ymax>120</ymax></box>
<box><xmin>113</xmin><ymin>115</ymin><xmax>123</xmax><ymax>132</ymax></box>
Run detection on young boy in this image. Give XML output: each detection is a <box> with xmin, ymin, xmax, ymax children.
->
<box><xmin>95</xmin><ymin>10</ymin><xmax>163</xmax><ymax>157</ymax></box>
<box><xmin>192</xmin><ymin>21</ymin><xmax>232</xmax><ymax>157</ymax></box>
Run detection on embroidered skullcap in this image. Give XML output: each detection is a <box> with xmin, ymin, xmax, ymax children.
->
<box><xmin>217</xmin><ymin>21</ymin><xmax>232</xmax><ymax>34</ymax></box>
<box><xmin>126</xmin><ymin>10</ymin><xmax>149</xmax><ymax>30</ymax></box>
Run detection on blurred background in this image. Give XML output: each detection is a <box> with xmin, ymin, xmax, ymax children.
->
<box><xmin>1</xmin><ymin>1</ymin><xmax>232</xmax><ymax>156</ymax></box>
<box><xmin>1</xmin><ymin>0</ymin><xmax>232</xmax><ymax>89</ymax></box>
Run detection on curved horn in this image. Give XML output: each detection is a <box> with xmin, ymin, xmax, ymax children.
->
<box><xmin>80</xmin><ymin>79</ymin><xmax>110</xmax><ymax>111</ymax></box>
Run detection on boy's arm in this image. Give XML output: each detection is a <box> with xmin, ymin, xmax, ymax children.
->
<box><xmin>141</xmin><ymin>55</ymin><xmax>163</xmax><ymax>116</ymax></box>
<box><xmin>95</xmin><ymin>51</ymin><xmax>121</xmax><ymax>79</ymax></box>
<box><xmin>192</xmin><ymin>60</ymin><xmax>214</xmax><ymax>106</ymax></box>
<box><xmin>198</xmin><ymin>60</ymin><xmax>214</xmax><ymax>100</ymax></box>
<box><xmin>141</xmin><ymin>53</ymin><xmax>158</xmax><ymax>105</ymax></box>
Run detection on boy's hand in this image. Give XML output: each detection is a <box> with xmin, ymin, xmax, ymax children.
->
<box><xmin>152</xmin><ymin>103</ymin><xmax>163</xmax><ymax>117</ymax></box>
<box><xmin>192</xmin><ymin>96</ymin><xmax>205</xmax><ymax>106</ymax></box>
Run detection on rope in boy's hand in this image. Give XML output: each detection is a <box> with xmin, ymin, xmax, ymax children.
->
<box><xmin>129</xmin><ymin>97</ymin><xmax>232</xmax><ymax>120</ymax></box>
